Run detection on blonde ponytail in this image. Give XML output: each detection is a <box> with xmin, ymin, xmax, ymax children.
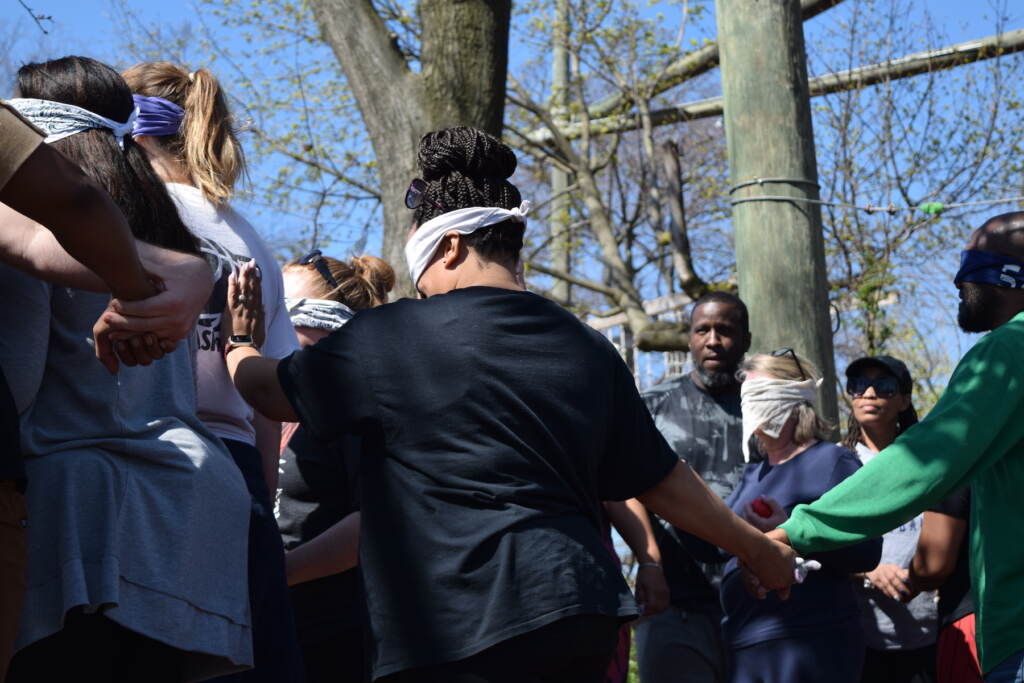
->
<box><xmin>122</xmin><ymin>62</ymin><xmax>246</xmax><ymax>205</ymax></box>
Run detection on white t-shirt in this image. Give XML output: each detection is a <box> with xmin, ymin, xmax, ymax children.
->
<box><xmin>167</xmin><ymin>183</ymin><xmax>298</xmax><ymax>445</ymax></box>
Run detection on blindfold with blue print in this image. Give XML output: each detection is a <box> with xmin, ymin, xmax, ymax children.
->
<box><xmin>954</xmin><ymin>250</ymin><xmax>1024</xmax><ymax>289</ymax></box>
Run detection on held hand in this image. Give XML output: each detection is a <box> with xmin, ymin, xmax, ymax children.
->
<box><xmin>741</xmin><ymin>496</ymin><xmax>788</xmax><ymax>532</ymax></box>
<box><xmin>899</xmin><ymin>570</ymin><xmax>923</xmax><ymax>603</ymax></box>
<box><xmin>864</xmin><ymin>564</ymin><xmax>911</xmax><ymax>601</ymax></box>
<box><xmin>108</xmin><ymin>252</ymin><xmax>214</xmax><ymax>340</ymax></box>
<box><xmin>93</xmin><ymin>252</ymin><xmax>214</xmax><ymax>372</ymax></box>
<box><xmin>221</xmin><ymin>260</ymin><xmax>264</xmax><ymax>345</ymax></box>
<box><xmin>635</xmin><ymin>564</ymin><xmax>670</xmax><ymax>617</ymax></box>
<box><xmin>93</xmin><ymin>304</ymin><xmax>174</xmax><ymax>374</ymax></box>
<box><xmin>743</xmin><ymin>534</ymin><xmax>798</xmax><ymax>601</ymax></box>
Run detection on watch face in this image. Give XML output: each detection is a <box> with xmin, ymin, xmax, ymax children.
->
<box><xmin>229</xmin><ymin>335</ymin><xmax>254</xmax><ymax>344</ymax></box>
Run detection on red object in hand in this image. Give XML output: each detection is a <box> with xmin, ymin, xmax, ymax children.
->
<box><xmin>751</xmin><ymin>497</ymin><xmax>772</xmax><ymax>518</ymax></box>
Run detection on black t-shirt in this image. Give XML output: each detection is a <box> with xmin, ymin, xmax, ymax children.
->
<box><xmin>641</xmin><ymin>375</ymin><xmax>745</xmax><ymax>611</ymax></box>
<box><xmin>277</xmin><ymin>424</ymin><xmax>364</xmax><ymax>640</ymax></box>
<box><xmin>0</xmin><ymin>368</ymin><xmax>22</xmax><ymax>485</ymax></box>
<box><xmin>277</xmin><ymin>286</ymin><xmax>678</xmax><ymax>679</ymax></box>
<box><xmin>929</xmin><ymin>486</ymin><xmax>974</xmax><ymax>627</ymax></box>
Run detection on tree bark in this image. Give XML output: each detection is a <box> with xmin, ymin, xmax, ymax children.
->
<box><xmin>308</xmin><ymin>0</ymin><xmax>511</xmax><ymax>296</ymax></box>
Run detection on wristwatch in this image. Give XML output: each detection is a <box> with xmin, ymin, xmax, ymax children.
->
<box><xmin>223</xmin><ymin>334</ymin><xmax>257</xmax><ymax>357</ymax></box>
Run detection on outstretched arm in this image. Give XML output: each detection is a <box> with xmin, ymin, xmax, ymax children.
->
<box><xmin>780</xmin><ymin>331</ymin><xmax>1024</xmax><ymax>556</ymax></box>
<box><xmin>638</xmin><ymin>461</ymin><xmax>796</xmax><ymax>597</ymax></box>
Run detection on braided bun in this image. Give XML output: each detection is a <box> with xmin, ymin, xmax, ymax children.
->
<box><xmin>412</xmin><ymin>127</ymin><xmax>524</xmax><ymax>265</ymax></box>
<box><xmin>417</xmin><ymin>127</ymin><xmax>517</xmax><ymax>181</ymax></box>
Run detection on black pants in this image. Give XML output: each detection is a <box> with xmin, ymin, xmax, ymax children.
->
<box><xmin>210</xmin><ymin>439</ymin><xmax>305</xmax><ymax>683</ymax></box>
<box><xmin>298</xmin><ymin>625</ymin><xmax>366</xmax><ymax>683</ymax></box>
<box><xmin>379</xmin><ymin>614</ymin><xmax>621</xmax><ymax>683</ymax></box>
<box><xmin>7</xmin><ymin>609</ymin><xmax>184</xmax><ymax>682</ymax></box>
<box><xmin>861</xmin><ymin>645</ymin><xmax>937</xmax><ymax>683</ymax></box>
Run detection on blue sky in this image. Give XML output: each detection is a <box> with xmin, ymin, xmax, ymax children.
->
<box><xmin>4</xmin><ymin>0</ymin><xmax>1020</xmax><ymax>392</ymax></box>
<box><xmin>3</xmin><ymin>0</ymin><xmax>1011</xmax><ymax>245</ymax></box>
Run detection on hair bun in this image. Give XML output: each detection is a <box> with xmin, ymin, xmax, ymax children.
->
<box><xmin>417</xmin><ymin>126</ymin><xmax>516</xmax><ymax>182</ymax></box>
<box><xmin>350</xmin><ymin>255</ymin><xmax>396</xmax><ymax>296</ymax></box>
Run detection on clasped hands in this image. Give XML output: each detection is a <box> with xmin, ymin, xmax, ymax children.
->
<box><xmin>92</xmin><ymin>252</ymin><xmax>214</xmax><ymax>373</ymax></box>
<box><xmin>734</xmin><ymin>496</ymin><xmax>804</xmax><ymax>601</ymax></box>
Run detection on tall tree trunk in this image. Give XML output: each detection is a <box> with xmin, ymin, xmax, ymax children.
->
<box><xmin>308</xmin><ymin>0</ymin><xmax>511</xmax><ymax>297</ymax></box>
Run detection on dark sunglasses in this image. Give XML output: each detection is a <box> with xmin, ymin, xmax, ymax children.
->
<box><xmin>846</xmin><ymin>375</ymin><xmax>900</xmax><ymax>399</ymax></box>
<box><xmin>298</xmin><ymin>249</ymin><xmax>339</xmax><ymax>289</ymax></box>
<box><xmin>770</xmin><ymin>347</ymin><xmax>807</xmax><ymax>381</ymax></box>
<box><xmin>404</xmin><ymin>178</ymin><xmax>445</xmax><ymax>211</ymax></box>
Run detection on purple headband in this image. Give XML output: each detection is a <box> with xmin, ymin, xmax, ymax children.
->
<box><xmin>131</xmin><ymin>94</ymin><xmax>184</xmax><ymax>137</ymax></box>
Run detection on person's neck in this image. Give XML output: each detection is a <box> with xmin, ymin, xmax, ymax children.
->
<box><xmin>860</xmin><ymin>422</ymin><xmax>898</xmax><ymax>453</ymax></box>
<box><xmin>453</xmin><ymin>263</ymin><xmax>523</xmax><ymax>292</ymax></box>
<box><xmin>763</xmin><ymin>438</ymin><xmax>816</xmax><ymax>466</ymax></box>
<box><xmin>993</xmin><ymin>303</ymin><xmax>1024</xmax><ymax>329</ymax></box>
<box><xmin>146</xmin><ymin>149</ymin><xmax>193</xmax><ymax>186</ymax></box>
<box><xmin>689</xmin><ymin>368</ymin><xmax>739</xmax><ymax>396</ymax></box>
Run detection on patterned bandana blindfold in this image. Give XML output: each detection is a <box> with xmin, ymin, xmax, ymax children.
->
<box><xmin>954</xmin><ymin>250</ymin><xmax>1024</xmax><ymax>289</ymax></box>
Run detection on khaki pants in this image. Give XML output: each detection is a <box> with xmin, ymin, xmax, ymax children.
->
<box><xmin>0</xmin><ymin>482</ymin><xmax>26</xmax><ymax>683</ymax></box>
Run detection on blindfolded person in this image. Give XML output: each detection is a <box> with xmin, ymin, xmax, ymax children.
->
<box><xmin>2</xmin><ymin>56</ymin><xmax>251</xmax><ymax>682</ymax></box>
<box><xmin>221</xmin><ymin>126</ymin><xmax>796</xmax><ymax>683</ymax></box>
<box><xmin>122</xmin><ymin>61</ymin><xmax>305</xmax><ymax>683</ymax></box>
<box><xmin>276</xmin><ymin>251</ymin><xmax>394</xmax><ymax>683</ymax></box>
<box><xmin>676</xmin><ymin>351</ymin><xmax>881</xmax><ymax>683</ymax></box>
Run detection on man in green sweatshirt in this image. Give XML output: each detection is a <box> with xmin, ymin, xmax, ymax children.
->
<box><xmin>770</xmin><ymin>211</ymin><xmax>1024</xmax><ymax>682</ymax></box>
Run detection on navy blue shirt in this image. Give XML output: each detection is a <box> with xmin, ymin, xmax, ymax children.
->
<box><xmin>683</xmin><ymin>441</ymin><xmax>882</xmax><ymax>647</ymax></box>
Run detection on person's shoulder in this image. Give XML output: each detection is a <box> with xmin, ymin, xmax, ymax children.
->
<box><xmin>642</xmin><ymin>374</ymin><xmax>691</xmax><ymax>400</ymax></box>
<box><xmin>982</xmin><ymin>313</ymin><xmax>1024</xmax><ymax>352</ymax></box>
<box><xmin>641</xmin><ymin>374</ymin><xmax>692</xmax><ymax>412</ymax></box>
<box><xmin>165</xmin><ymin>183</ymin><xmax>220</xmax><ymax>224</ymax></box>
<box><xmin>809</xmin><ymin>441</ymin><xmax>863</xmax><ymax>472</ymax></box>
<box><xmin>344</xmin><ymin>296</ymin><xmax>421</xmax><ymax>330</ymax></box>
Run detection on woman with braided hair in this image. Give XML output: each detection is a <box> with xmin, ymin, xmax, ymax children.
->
<box><xmin>222</xmin><ymin>126</ymin><xmax>798</xmax><ymax>683</ymax></box>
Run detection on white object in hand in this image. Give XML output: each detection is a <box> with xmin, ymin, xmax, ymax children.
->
<box><xmin>794</xmin><ymin>557</ymin><xmax>822</xmax><ymax>583</ymax></box>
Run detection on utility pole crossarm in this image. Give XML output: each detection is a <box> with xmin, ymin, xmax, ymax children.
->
<box><xmin>528</xmin><ymin>27</ymin><xmax>1024</xmax><ymax>143</ymax></box>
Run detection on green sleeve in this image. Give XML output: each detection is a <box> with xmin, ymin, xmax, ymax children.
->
<box><xmin>782</xmin><ymin>324</ymin><xmax>1024</xmax><ymax>553</ymax></box>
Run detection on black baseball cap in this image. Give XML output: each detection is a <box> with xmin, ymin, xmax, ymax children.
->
<box><xmin>845</xmin><ymin>355</ymin><xmax>913</xmax><ymax>394</ymax></box>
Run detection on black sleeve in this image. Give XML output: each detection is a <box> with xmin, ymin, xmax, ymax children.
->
<box><xmin>599</xmin><ymin>356</ymin><xmax>678</xmax><ymax>501</ymax></box>
<box><xmin>277</xmin><ymin>322</ymin><xmax>378</xmax><ymax>444</ymax></box>
<box><xmin>343</xmin><ymin>437</ymin><xmax>362</xmax><ymax>511</ymax></box>
<box><xmin>929</xmin><ymin>486</ymin><xmax>970</xmax><ymax>520</ymax></box>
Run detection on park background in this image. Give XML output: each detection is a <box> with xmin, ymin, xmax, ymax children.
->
<box><xmin>2</xmin><ymin>1</ymin><xmax>1022</xmax><ymax>676</ymax></box>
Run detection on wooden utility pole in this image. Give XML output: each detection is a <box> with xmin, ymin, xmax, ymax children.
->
<box><xmin>549</xmin><ymin>0</ymin><xmax>572</xmax><ymax>304</ymax></box>
<box><xmin>716</xmin><ymin>0</ymin><xmax>838</xmax><ymax>420</ymax></box>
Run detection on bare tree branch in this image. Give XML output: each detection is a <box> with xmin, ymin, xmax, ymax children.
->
<box><xmin>531</xmin><ymin>27</ymin><xmax>1024</xmax><ymax>142</ymax></box>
